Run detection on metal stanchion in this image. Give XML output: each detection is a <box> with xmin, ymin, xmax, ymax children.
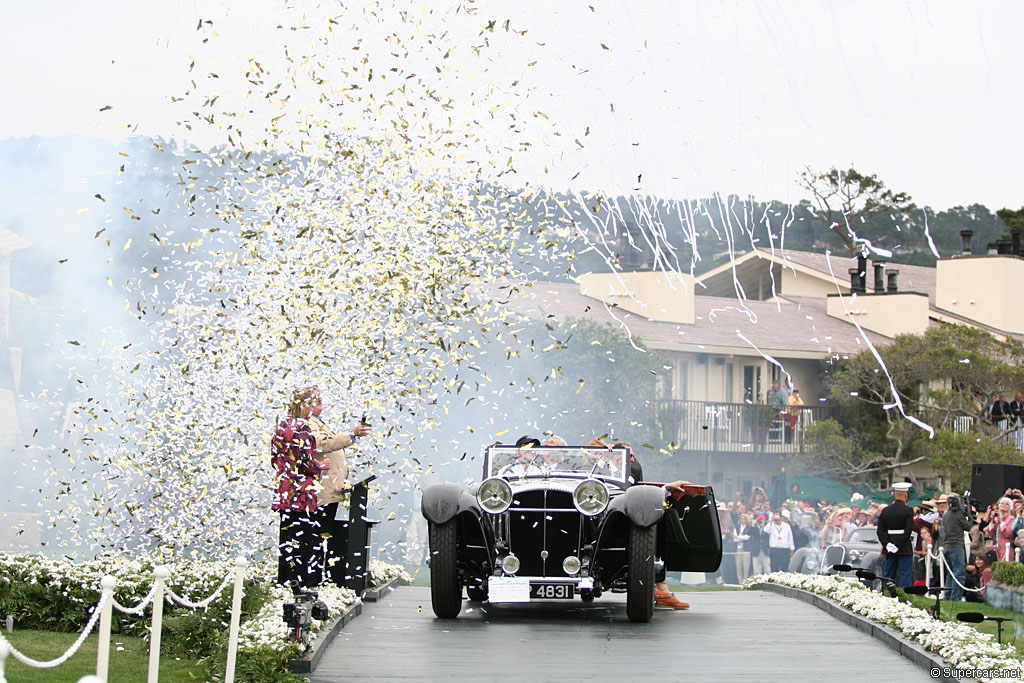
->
<box><xmin>96</xmin><ymin>576</ymin><xmax>116</xmax><ymax>683</ymax></box>
<box><xmin>224</xmin><ymin>557</ymin><xmax>248</xmax><ymax>683</ymax></box>
<box><xmin>925</xmin><ymin>543</ymin><xmax>932</xmax><ymax>587</ymax></box>
<box><xmin>147</xmin><ymin>566</ymin><xmax>169</xmax><ymax>683</ymax></box>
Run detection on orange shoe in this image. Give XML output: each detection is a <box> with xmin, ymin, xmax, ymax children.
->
<box><xmin>654</xmin><ymin>587</ymin><xmax>674</xmax><ymax>600</ymax></box>
<box><xmin>655</xmin><ymin>594</ymin><xmax>690</xmax><ymax>610</ymax></box>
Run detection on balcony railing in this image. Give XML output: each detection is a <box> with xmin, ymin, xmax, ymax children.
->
<box><xmin>652</xmin><ymin>399</ymin><xmax>841</xmax><ymax>455</ymax></box>
<box><xmin>954</xmin><ymin>415</ymin><xmax>1024</xmax><ymax>451</ymax></box>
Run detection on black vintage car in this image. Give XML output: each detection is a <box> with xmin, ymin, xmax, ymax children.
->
<box><xmin>420</xmin><ymin>445</ymin><xmax>722</xmax><ymax>622</ymax></box>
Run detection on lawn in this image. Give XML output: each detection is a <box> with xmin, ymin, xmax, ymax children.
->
<box><xmin>901</xmin><ymin>593</ymin><xmax>1024</xmax><ymax>656</ymax></box>
<box><xmin>2</xmin><ymin>630</ymin><xmax>206</xmax><ymax>682</ymax></box>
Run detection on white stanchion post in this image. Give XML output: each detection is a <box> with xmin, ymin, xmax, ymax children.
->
<box><xmin>0</xmin><ymin>639</ymin><xmax>9</xmax><ymax>683</ymax></box>
<box><xmin>147</xmin><ymin>566</ymin><xmax>169</xmax><ymax>683</ymax></box>
<box><xmin>96</xmin><ymin>575</ymin><xmax>116</xmax><ymax>683</ymax></box>
<box><xmin>938</xmin><ymin>549</ymin><xmax>945</xmax><ymax>595</ymax></box>
<box><xmin>224</xmin><ymin>557</ymin><xmax>248</xmax><ymax>683</ymax></box>
<box><xmin>925</xmin><ymin>544</ymin><xmax>932</xmax><ymax>587</ymax></box>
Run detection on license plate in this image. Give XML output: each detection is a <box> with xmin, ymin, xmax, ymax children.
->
<box><xmin>530</xmin><ymin>583</ymin><xmax>574</xmax><ymax>599</ymax></box>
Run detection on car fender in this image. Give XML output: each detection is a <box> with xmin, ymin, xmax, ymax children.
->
<box><xmin>608</xmin><ymin>484</ymin><xmax>666</xmax><ymax>528</ymax></box>
<box><xmin>421</xmin><ymin>482</ymin><xmax>478</xmax><ymax>525</ymax></box>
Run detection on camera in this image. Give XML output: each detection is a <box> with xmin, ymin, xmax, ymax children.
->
<box><xmin>283</xmin><ymin>590</ymin><xmax>330</xmax><ymax>648</ymax></box>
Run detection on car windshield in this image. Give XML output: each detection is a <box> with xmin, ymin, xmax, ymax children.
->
<box><xmin>485</xmin><ymin>445</ymin><xmax>629</xmax><ymax>485</ymax></box>
<box><xmin>847</xmin><ymin>528</ymin><xmax>879</xmax><ymax>544</ymax></box>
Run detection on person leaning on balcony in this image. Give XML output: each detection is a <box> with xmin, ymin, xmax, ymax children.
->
<box><xmin>784</xmin><ymin>389</ymin><xmax>804</xmax><ymax>444</ymax></box>
<box><xmin>768</xmin><ymin>379</ymin><xmax>787</xmax><ymax>411</ymax></box>
<box><xmin>1011</xmin><ymin>393</ymin><xmax>1024</xmax><ymax>426</ymax></box>
<box><xmin>988</xmin><ymin>393</ymin><xmax>1011</xmax><ymax>424</ymax></box>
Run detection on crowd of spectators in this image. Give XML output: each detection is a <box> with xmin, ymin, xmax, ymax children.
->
<box><xmin>709</xmin><ymin>483</ymin><xmax>1024</xmax><ymax>599</ymax></box>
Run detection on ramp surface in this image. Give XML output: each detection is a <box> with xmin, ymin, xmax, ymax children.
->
<box><xmin>310</xmin><ymin>586</ymin><xmax>934</xmax><ymax>682</ymax></box>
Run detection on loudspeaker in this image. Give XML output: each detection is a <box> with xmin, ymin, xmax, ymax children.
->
<box><xmin>970</xmin><ymin>463</ymin><xmax>1024</xmax><ymax>509</ymax></box>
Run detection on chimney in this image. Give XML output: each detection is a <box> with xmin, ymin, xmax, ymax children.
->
<box><xmin>997</xmin><ymin>239</ymin><xmax>1013</xmax><ymax>255</ymax></box>
<box><xmin>872</xmin><ymin>262</ymin><xmax>885</xmax><ymax>293</ymax></box>
<box><xmin>848</xmin><ymin>268</ymin><xmax>863</xmax><ymax>293</ymax></box>
<box><xmin>885</xmin><ymin>268</ymin><xmax>900</xmax><ymax>293</ymax></box>
<box><xmin>987</xmin><ymin>242</ymin><xmax>998</xmax><ymax>255</ymax></box>
<box><xmin>960</xmin><ymin>229</ymin><xmax>973</xmax><ymax>256</ymax></box>
<box><xmin>1013</xmin><ymin>229</ymin><xmax>1021</xmax><ymax>256</ymax></box>
<box><xmin>856</xmin><ymin>253</ymin><xmax>868</xmax><ymax>293</ymax></box>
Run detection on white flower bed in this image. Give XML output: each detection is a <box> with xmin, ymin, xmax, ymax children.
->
<box><xmin>0</xmin><ymin>551</ymin><xmax>358</xmax><ymax>656</ymax></box>
<box><xmin>237</xmin><ymin>584</ymin><xmax>359</xmax><ymax>653</ymax></box>
<box><xmin>368</xmin><ymin>559</ymin><xmax>412</xmax><ymax>587</ymax></box>
<box><xmin>745</xmin><ymin>572</ymin><xmax>1022</xmax><ymax>671</ymax></box>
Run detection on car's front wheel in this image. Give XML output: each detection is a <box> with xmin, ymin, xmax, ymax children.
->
<box><xmin>626</xmin><ymin>523</ymin><xmax>656</xmax><ymax>623</ymax></box>
<box><xmin>428</xmin><ymin>520</ymin><xmax>462</xmax><ymax>618</ymax></box>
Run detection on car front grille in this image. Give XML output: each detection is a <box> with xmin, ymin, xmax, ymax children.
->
<box><xmin>506</xmin><ymin>489</ymin><xmax>582</xmax><ymax>577</ymax></box>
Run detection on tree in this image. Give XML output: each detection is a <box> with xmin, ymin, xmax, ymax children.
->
<box><xmin>820</xmin><ymin>324</ymin><xmax>1024</xmax><ymax>487</ymax></box>
<box><xmin>799</xmin><ymin>166</ymin><xmax>916</xmax><ymax>256</ymax></box>
<box><xmin>997</xmin><ymin>206</ymin><xmax>1024</xmax><ymax>238</ymax></box>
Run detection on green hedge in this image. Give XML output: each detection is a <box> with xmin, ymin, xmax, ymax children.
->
<box><xmin>990</xmin><ymin>561</ymin><xmax>1024</xmax><ymax>587</ymax></box>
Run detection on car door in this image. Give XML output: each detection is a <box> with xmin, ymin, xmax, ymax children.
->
<box><xmin>660</xmin><ymin>486</ymin><xmax>723</xmax><ymax>573</ymax></box>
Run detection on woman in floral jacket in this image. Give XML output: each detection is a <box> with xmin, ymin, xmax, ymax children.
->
<box><xmin>272</xmin><ymin>387</ymin><xmax>330</xmax><ymax>590</ymax></box>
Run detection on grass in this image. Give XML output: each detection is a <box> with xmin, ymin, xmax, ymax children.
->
<box><xmin>900</xmin><ymin>593</ymin><xmax>1024</xmax><ymax>657</ymax></box>
<box><xmin>2</xmin><ymin>630</ymin><xmax>206</xmax><ymax>682</ymax></box>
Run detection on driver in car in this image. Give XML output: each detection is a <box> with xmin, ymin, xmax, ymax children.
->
<box><xmin>498</xmin><ymin>435</ymin><xmax>543</xmax><ymax>477</ymax></box>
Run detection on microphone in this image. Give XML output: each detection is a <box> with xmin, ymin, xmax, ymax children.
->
<box><xmin>832</xmin><ymin>564</ymin><xmax>854</xmax><ymax>572</ymax></box>
<box><xmin>855</xmin><ymin>569</ymin><xmax>879</xmax><ymax>581</ymax></box>
<box><xmin>956</xmin><ymin>612</ymin><xmax>984</xmax><ymax>623</ymax></box>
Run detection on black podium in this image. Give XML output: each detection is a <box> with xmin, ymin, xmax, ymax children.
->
<box><xmin>326</xmin><ymin>475</ymin><xmax>378</xmax><ymax>593</ymax></box>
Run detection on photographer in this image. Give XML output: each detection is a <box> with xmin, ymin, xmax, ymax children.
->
<box><xmin>938</xmin><ymin>494</ymin><xmax>973</xmax><ymax>601</ymax></box>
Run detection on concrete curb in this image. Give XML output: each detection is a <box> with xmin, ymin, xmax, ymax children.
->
<box><xmin>750</xmin><ymin>582</ymin><xmax>956</xmax><ymax>680</ymax></box>
<box><xmin>288</xmin><ymin>600</ymin><xmax>363</xmax><ymax>674</ymax></box>
<box><xmin>362</xmin><ymin>577</ymin><xmax>408</xmax><ymax>602</ymax></box>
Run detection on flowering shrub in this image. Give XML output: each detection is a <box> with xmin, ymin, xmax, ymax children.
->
<box><xmin>991</xmin><ymin>562</ymin><xmax>1024</xmax><ymax>587</ymax></box>
<box><xmin>745</xmin><ymin>572</ymin><xmax>1022</xmax><ymax>671</ymax></box>
<box><xmin>0</xmin><ymin>552</ymin><xmax>362</xmax><ymax>681</ymax></box>
<box><xmin>369</xmin><ymin>559</ymin><xmax>412</xmax><ymax>587</ymax></box>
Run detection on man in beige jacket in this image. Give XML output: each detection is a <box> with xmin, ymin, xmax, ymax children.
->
<box><xmin>308</xmin><ymin>389</ymin><xmax>372</xmax><ymax>520</ymax></box>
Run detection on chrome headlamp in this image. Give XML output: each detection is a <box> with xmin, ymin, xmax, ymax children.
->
<box><xmin>477</xmin><ymin>478</ymin><xmax>513</xmax><ymax>514</ymax></box>
<box><xmin>573</xmin><ymin>479</ymin><xmax>609</xmax><ymax>516</ymax></box>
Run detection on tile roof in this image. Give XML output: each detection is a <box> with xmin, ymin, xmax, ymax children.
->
<box><xmin>490</xmin><ymin>282</ymin><xmax>892</xmax><ymax>359</ymax></box>
<box><xmin>777</xmin><ymin>250</ymin><xmax>937</xmax><ymax>304</ymax></box>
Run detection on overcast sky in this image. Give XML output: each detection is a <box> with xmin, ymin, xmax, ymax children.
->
<box><xmin>2</xmin><ymin>0</ymin><xmax>1021</xmax><ymax>211</ymax></box>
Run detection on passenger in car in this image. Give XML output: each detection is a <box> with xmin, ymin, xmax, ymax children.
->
<box><xmin>541</xmin><ymin>435</ymin><xmax>567</xmax><ymax>471</ymax></box>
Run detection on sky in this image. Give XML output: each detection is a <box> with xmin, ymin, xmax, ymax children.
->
<box><xmin>2</xmin><ymin>0</ymin><xmax>1022</xmax><ymax>210</ymax></box>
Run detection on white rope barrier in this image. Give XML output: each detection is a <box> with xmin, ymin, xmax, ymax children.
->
<box><xmin>111</xmin><ymin>582</ymin><xmax>159</xmax><ymax>616</ymax></box>
<box><xmin>164</xmin><ymin>569</ymin><xmax>235</xmax><ymax>609</ymax></box>
<box><xmin>0</xmin><ymin>561</ymin><xmax>248</xmax><ymax>683</ymax></box>
<box><xmin>0</xmin><ymin>591</ymin><xmax>108</xmax><ymax>668</ymax></box>
<box><xmin>926</xmin><ymin>545</ymin><xmax>984</xmax><ymax>594</ymax></box>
